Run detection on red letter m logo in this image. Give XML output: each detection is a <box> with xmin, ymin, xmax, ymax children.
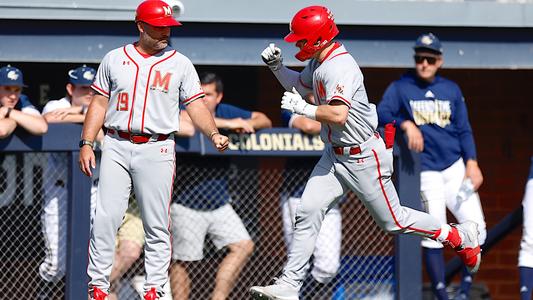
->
<box><xmin>151</xmin><ymin>71</ymin><xmax>172</xmax><ymax>93</ymax></box>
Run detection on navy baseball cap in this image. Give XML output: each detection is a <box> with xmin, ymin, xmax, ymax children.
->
<box><xmin>414</xmin><ymin>33</ymin><xmax>443</xmax><ymax>55</ymax></box>
<box><xmin>68</xmin><ymin>65</ymin><xmax>96</xmax><ymax>86</ymax></box>
<box><xmin>0</xmin><ymin>65</ymin><xmax>26</xmax><ymax>87</ymax></box>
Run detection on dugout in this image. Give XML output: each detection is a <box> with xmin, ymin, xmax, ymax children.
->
<box><xmin>1</xmin><ymin>1</ymin><xmax>533</xmax><ymax>299</ymax></box>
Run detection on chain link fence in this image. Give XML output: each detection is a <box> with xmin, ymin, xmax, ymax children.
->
<box><xmin>0</xmin><ymin>151</ymin><xmax>394</xmax><ymax>299</ymax></box>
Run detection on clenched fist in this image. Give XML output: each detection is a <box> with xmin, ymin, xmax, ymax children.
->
<box><xmin>261</xmin><ymin>43</ymin><xmax>283</xmax><ymax>71</ymax></box>
<box><xmin>281</xmin><ymin>88</ymin><xmax>308</xmax><ymax>114</ymax></box>
<box><xmin>211</xmin><ymin>132</ymin><xmax>229</xmax><ymax>152</ymax></box>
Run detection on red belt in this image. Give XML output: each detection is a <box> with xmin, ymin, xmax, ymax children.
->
<box><xmin>107</xmin><ymin>129</ymin><xmax>169</xmax><ymax>144</ymax></box>
<box><xmin>333</xmin><ymin>146</ymin><xmax>361</xmax><ymax>155</ymax></box>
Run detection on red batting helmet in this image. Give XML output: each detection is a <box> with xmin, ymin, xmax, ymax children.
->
<box><xmin>135</xmin><ymin>0</ymin><xmax>181</xmax><ymax>27</ymax></box>
<box><xmin>285</xmin><ymin>6</ymin><xmax>339</xmax><ymax>61</ymax></box>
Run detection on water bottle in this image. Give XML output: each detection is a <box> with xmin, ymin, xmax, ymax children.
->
<box><xmin>456</xmin><ymin>178</ymin><xmax>475</xmax><ymax>204</ymax></box>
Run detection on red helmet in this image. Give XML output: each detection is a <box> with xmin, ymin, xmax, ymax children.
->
<box><xmin>135</xmin><ymin>0</ymin><xmax>181</xmax><ymax>27</ymax></box>
<box><xmin>284</xmin><ymin>6</ymin><xmax>339</xmax><ymax>61</ymax></box>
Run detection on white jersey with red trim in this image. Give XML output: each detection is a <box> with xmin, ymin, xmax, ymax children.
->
<box><xmin>92</xmin><ymin>44</ymin><xmax>204</xmax><ymax>135</ymax></box>
<box><xmin>299</xmin><ymin>43</ymin><xmax>377</xmax><ymax>146</ymax></box>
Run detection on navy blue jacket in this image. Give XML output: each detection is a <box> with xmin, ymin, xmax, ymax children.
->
<box><xmin>377</xmin><ymin>71</ymin><xmax>477</xmax><ymax>171</ymax></box>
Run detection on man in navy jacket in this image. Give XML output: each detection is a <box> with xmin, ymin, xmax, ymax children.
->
<box><xmin>377</xmin><ymin>33</ymin><xmax>486</xmax><ymax>300</ymax></box>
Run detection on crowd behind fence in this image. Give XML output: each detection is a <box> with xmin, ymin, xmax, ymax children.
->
<box><xmin>0</xmin><ymin>125</ymin><xmax>421</xmax><ymax>300</ymax></box>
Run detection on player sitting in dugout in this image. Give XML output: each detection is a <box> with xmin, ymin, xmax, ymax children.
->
<box><xmin>0</xmin><ymin>65</ymin><xmax>47</xmax><ymax>138</ymax></box>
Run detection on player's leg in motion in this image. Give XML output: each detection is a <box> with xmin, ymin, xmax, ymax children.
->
<box><xmin>444</xmin><ymin>159</ymin><xmax>487</xmax><ymax>300</ymax></box>
<box><xmin>281</xmin><ymin>197</ymin><xmax>341</xmax><ymax>299</ymax></box>
<box><xmin>306</xmin><ymin>205</ymin><xmax>342</xmax><ymax>299</ymax></box>
<box><xmin>519</xmin><ymin>174</ymin><xmax>533</xmax><ymax>300</ymax></box>
<box><xmin>343</xmin><ymin>136</ymin><xmax>480</xmax><ymax>272</ymax></box>
<box><xmin>251</xmin><ymin>151</ymin><xmax>347</xmax><ymax>299</ymax></box>
<box><xmin>88</xmin><ymin>136</ymin><xmax>133</xmax><ymax>297</ymax></box>
<box><xmin>132</xmin><ymin>139</ymin><xmax>175</xmax><ymax>296</ymax></box>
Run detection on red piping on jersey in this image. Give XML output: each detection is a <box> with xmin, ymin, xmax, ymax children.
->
<box><xmin>327</xmin><ymin>52</ymin><xmax>349</xmax><ymax>62</ymax></box>
<box><xmin>329</xmin><ymin>95</ymin><xmax>351</xmax><ymax>107</ymax></box>
<box><xmin>140</xmin><ymin>50</ymin><xmax>177</xmax><ymax>133</ymax></box>
<box><xmin>182</xmin><ymin>92</ymin><xmax>205</xmax><ymax>106</ymax></box>
<box><xmin>371</xmin><ymin>149</ymin><xmax>436</xmax><ymax>236</ymax></box>
<box><xmin>133</xmin><ymin>43</ymin><xmax>164</xmax><ymax>58</ymax></box>
<box><xmin>91</xmin><ymin>84</ymin><xmax>109</xmax><ymax>97</ymax></box>
<box><xmin>319</xmin><ymin>42</ymin><xmax>342</xmax><ymax>63</ymax></box>
<box><xmin>299</xmin><ymin>75</ymin><xmax>312</xmax><ymax>89</ymax></box>
<box><xmin>167</xmin><ymin>143</ymin><xmax>176</xmax><ymax>274</ymax></box>
<box><xmin>123</xmin><ymin>46</ymin><xmax>140</xmax><ymax>133</ymax></box>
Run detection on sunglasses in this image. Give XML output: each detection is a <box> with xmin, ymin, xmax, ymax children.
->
<box><xmin>414</xmin><ymin>55</ymin><xmax>438</xmax><ymax>65</ymax></box>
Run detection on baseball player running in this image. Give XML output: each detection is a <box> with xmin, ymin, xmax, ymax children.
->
<box><xmin>250</xmin><ymin>6</ymin><xmax>481</xmax><ymax>300</ymax></box>
<box><xmin>377</xmin><ymin>33</ymin><xmax>487</xmax><ymax>300</ymax></box>
<box><xmin>519</xmin><ymin>157</ymin><xmax>533</xmax><ymax>300</ymax></box>
<box><xmin>79</xmin><ymin>1</ymin><xmax>229</xmax><ymax>299</ymax></box>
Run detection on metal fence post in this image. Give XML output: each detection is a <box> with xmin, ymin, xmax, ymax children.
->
<box><xmin>66</xmin><ymin>151</ymin><xmax>92</xmax><ymax>300</ymax></box>
<box><xmin>394</xmin><ymin>132</ymin><xmax>422</xmax><ymax>300</ymax></box>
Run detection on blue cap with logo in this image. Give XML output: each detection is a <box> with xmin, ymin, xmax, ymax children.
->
<box><xmin>0</xmin><ymin>65</ymin><xmax>26</xmax><ymax>87</ymax></box>
<box><xmin>414</xmin><ymin>33</ymin><xmax>443</xmax><ymax>54</ymax></box>
<box><xmin>68</xmin><ymin>65</ymin><xmax>96</xmax><ymax>86</ymax></box>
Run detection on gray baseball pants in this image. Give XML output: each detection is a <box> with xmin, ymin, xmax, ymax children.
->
<box><xmin>87</xmin><ymin>134</ymin><xmax>175</xmax><ymax>295</ymax></box>
<box><xmin>281</xmin><ymin>134</ymin><xmax>442</xmax><ymax>288</ymax></box>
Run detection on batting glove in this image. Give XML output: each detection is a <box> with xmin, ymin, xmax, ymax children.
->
<box><xmin>281</xmin><ymin>88</ymin><xmax>317</xmax><ymax>120</ymax></box>
<box><xmin>261</xmin><ymin>43</ymin><xmax>283</xmax><ymax>71</ymax></box>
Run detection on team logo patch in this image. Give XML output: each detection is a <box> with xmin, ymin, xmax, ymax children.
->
<box><xmin>83</xmin><ymin>71</ymin><xmax>95</xmax><ymax>81</ymax></box>
<box><xmin>409</xmin><ymin>99</ymin><xmax>451</xmax><ymax>128</ymax></box>
<box><xmin>421</xmin><ymin>35</ymin><xmax>434</xmax><ymax>46</ymax></box>
<box><xmin>7</xmin><ymin>70</ymin><xmax>19</xmax><ymax>81</ymax></box>
<box><xmin>163</xmin><ymin>5</ymin><xmax>172</xmax><ymax>16</ymax></box>
<box><xmin>335</xmin><ymin>84</ymin><xmax>344</xmax><ymax>95</ymax></box>
<box><xmin>151</xmin><ymin>70</ymin><xmax>172</xmax><ymax>93</ymax></box>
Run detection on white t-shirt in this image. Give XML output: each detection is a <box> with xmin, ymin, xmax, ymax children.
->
<box><xmin>42</xmin><ymin>97</ymin><xmax>71</xmax><ymax>115</ymax></box>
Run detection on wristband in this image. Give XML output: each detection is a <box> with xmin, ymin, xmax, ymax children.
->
<box><xmin>302</xmin><ymin>104</ymin><xmax>317</xmax><ymax>120</ymax></box>
<box><xmin>79</xmin><ymin>139</ymin><xmax>94</xmax><ymax>148</ymax></box>
<box><xmin>209</xmin><ymin>131</ymin><xmax>219</xmax><ymax>139</ymax></box>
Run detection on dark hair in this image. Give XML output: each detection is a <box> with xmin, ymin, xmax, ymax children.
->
<box><xmin>199</xmin><ymin>72</ymin><xmax>223</xmax><ymax>94</ymax></box>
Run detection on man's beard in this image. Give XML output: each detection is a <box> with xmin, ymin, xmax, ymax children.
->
<box><xmin>143</xmin><ymin>35</ymin><xmax>169</xmax><ymax>52</ymax></box>
<box><xmin>153</xmin><ymin>39</ymin><xmax>169</xmax><ymax>50</ymax></box>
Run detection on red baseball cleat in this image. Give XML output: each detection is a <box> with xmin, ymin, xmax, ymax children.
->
<box><xmin>144</xmin><ymin>287</ymin><xmax>160</xmax><ymax>300</ymax></box>
<box><xmin>451</xmin><ymin>221</ymin><xmax>481</xmax><ymax>273</ymax></box>
<box><xmin>89</xmin><ymin>287</ymin><xmax>108</xmax><ymax>300</ymax></box>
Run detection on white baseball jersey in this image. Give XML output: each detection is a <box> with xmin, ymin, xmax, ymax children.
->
<box><xmin>299</xmin><ymin>43</ymin><xmax>378</xmax><ymax>146</ymax></box>
<box><xmin>91</xmin><ymin>44</ymin><xmax>205</xmax><ymax>135</ymax></box>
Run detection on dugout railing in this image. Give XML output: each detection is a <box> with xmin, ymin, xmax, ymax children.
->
<box><xmin>0</xmin><ymin>124</ymin><xmax>422</xmax><ymax>300</ymax></box>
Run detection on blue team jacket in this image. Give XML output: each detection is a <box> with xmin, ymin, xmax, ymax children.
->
<box><xmin>377</xmin><ymin>71</ymin><xmax>477</xmax><ymax>171</ymax></box>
